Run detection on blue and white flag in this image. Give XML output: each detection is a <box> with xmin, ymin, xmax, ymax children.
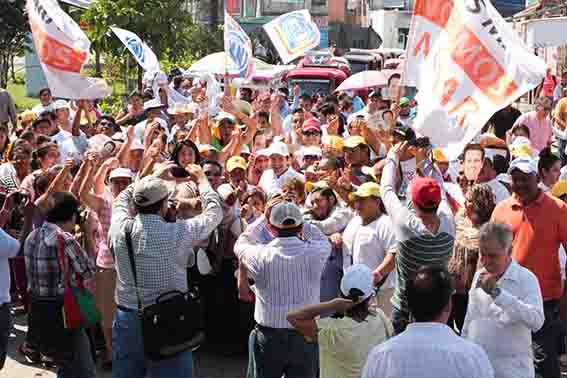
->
<box><xmin>111</xmin><ymin>27</ymin><xmax>160</xmax><ymax>74</ymax></box>
<box><xmin>263</xmin><ymin>10</ymin><xmax>320</xmax><ymax>64</ymax></box>
<box><xmin>224</xmin><ymin>12</ymin><xmax>255</xmax><ymax>80</ymax></box>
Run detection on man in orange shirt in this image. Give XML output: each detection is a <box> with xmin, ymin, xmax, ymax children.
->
<box><xmin>492</xmin><ymin>156</ymin><xmax>567</xmax><ymax>378</ymax></box>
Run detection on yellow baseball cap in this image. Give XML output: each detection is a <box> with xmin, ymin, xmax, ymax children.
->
<box><xmin>551</xmin><ymin>181</ymin><xmax>567</xmax><ymax>199</ymax></box>
<box><xmin>512</xmin><ymin>144</ymin><xmax>535</xmax><ymax>159</ymax></box>
<box><xmin>349</xmin><ymin>182</ymin><xmax>381</xmax><ymax>201</ymax></box>
<box><xmin>432</xmin><ymin>148</ymin><xmax>448</xmax><ymax>163</ymax></box>
<box><xmin>344</xmin><ymin>136</ymin><xmax>367</xmax><ymax>149</ymax></box>
<box><xmin>18</xmin><ymin>110</ymin><xmax>37</xmax><ymax>124</ymax></box>
<box><xmin>226</xmin><ymin>156</ymin><xmax>248</xmax><ymax>172</ymax></box>
<box><xmin>305</xmin><ymin>180</ymin><xmax>329</xmax><ymax>193</ymax></box>
<box><xmin>323</xmin><ymin>135</ymin><xmax>344</xmax><ymax>152</ymax></box>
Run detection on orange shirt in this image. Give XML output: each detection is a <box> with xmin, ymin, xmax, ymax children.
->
<box><xmin>492</xmin><ymin>192</ymin><xmax>567</xmax><ymax>301</ymax></box>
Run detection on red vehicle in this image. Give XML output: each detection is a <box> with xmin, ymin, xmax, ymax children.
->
<box><xmin>285</xmin><ymin>62</ymin><xmax>349</xmax><ymax>99</ymax></box>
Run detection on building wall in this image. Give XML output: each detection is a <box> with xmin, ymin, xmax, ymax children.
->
<box><xmin>369</xmin><ymin>10</ymin><xmax>411</xmax><ymax>48</ymax></box>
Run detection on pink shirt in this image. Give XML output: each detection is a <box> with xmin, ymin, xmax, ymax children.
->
<box><xmin>513</xmin><ymin>111</ymin><xmax>552</xmax><ymax>151</ymax></box>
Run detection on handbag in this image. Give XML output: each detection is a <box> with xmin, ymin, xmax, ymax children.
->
<box><xmin>125</xmin><ymin>226</ymin><xmax>205</xmax><ymax>361</ymax></box>
<box><xmin>57</xmin><ymin>235</ymin><xmax>101</xmax><ymax>329</ymax></box>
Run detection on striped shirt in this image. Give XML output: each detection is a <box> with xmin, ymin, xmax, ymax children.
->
<box><xmin>380</xmin><ymin>156</ymin><xmax>456</xmax><ymax>313</ymax></box>
<box><xmin>234</xmin><ymin>218</ymin><xmax>331</xmax><ymax>329</ymax></box>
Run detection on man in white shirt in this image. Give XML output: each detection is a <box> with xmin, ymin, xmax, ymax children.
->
<box><xmin>235</xmin><ymin>201</ymin><xmax>331</xmax><ymax>378</ymax></box>
<box><xmin>134</xmin><ymin>99</ymin><xmax>169</xmax><ymax>144</ymax></box>
<box><xmin>342</xmin><ymin>182</ymin><xmax>396</xmax><ymax>316</ymax></box>
<box><xmin>258</xmin><ymin>142</ymin><xmax>304</xmax><ymax>196</ymax></box>
<box><xmin>362</xmin><ymin>265</ymin><xmax>494</xmax><ymax>378</ymax></box>
<box><xmin>462</xmin><ymin>222</ymin><xmax>544</xmax><ymax>378</ymax></box>
<box><xmin>476</xmin><ymin>157</ymin><xmax>511</xmax><ymax>204</ymax></box>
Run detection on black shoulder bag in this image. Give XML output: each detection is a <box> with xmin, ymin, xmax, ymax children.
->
<box><xmin>125</xmin><ymin>226</ymin><xmax>205</xmax><ymax>361</ymax></box>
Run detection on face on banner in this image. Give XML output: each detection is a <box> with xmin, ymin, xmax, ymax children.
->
<box><xmin>464</xmin><ymin>148</ymin><xmax>483</xmax><ymax>181</ymax></box>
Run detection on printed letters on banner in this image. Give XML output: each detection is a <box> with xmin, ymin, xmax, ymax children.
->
<box><xmin>404</xmin><ymin>0</ymin><xmax>546</xmax><ymax>158</ymax></box>
<box><xmin>111</xmin><ymin>27</ymin><xmax>160</xmax><ymax>74</ymax></box>
<box><xmin>263</xmin><ymin>10</ymin><xmax>321</xmax><ymax>64</ymax></box>
<box><xmin>224</xmin><ymin>12</ymin><xmax>255</xmax><ymax>80</ymax></box>
<box><xmin>26</xmin><ymin>0</ymin><xmax>111</xmax><ymax>100</ymax></box>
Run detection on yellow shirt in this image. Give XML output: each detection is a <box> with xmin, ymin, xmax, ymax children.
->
<box><xmin>316</xmin><ymin>310</ymin><xmax>392</xmax><ymax>378</ymax></box>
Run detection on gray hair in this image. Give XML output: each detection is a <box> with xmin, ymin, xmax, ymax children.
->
<box><xmin>479</xmin><ymin>222</ymin><xmax>513</xmax><ymax>253</ymax></box>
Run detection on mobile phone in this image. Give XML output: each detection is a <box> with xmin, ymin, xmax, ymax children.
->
<box><xmin>170</xmin><ymin>166</ymin><xmax>190</xmax><ymax>178</ymax></box>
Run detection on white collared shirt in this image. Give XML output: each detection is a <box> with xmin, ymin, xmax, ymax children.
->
<box><xmin>462</xmin><ymin>260</ymin><xmax>544</xmax><ymax>378</ymax></box>
<box><xmin>362</xmin><ymin>323</ymin><xmax>494</xmax><ymax>378</ymax></box>
<box><xmin>258</xmin><ymin>167</ymin><xmax>305</xmax><ymax>197</ymax></box>
<box><xmin>234</xmin><ymin>219</ymin><xmax>331</xmax><ymax>329</ymax></box>
<box><xmin>485</xmin><ymin>178</ymin><xmax>511</xmax><ymax>204</ymax></box>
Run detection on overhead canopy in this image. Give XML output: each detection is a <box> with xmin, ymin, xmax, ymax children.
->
<box><xmin>522</xmin><ymin>17</ymin><xmax>567</xmax><ymax>48</ymax></box>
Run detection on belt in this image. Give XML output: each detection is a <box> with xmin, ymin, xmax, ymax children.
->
<box><xmin>117</xmin><ymin>305</ymin><xmax>136</xmax><ymax>313</ymax></box>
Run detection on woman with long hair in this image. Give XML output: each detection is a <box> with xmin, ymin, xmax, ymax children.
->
<box><xmin>538</xmin><ymin>147</ymin><xmax>561</xmax><ymax>192</ymax></box>
<box><xmin>448</xmin><ymin>184</ymin><xmax>496</xmax><ymax>333</ymax></box>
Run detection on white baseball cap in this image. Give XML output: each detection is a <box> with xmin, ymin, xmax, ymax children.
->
<box><xmin>133</xmin><ymin>176</ymin><xmax>170</xmax><ymax>207</ymax></box>
<box><xmin>255</xmin><ymin>148</ymin><xmax>270</xmax><ymax>158</ymax></box>
<box><xmin>109</xmin><ymin>168</ymin><xmax>134</xmax><ymax>181</ymax></box>
<box><xmin>268</xmin><ymin>142</ymin><xmax>289</xmax><ymax>157</ymax></box>
<box><xmin>143</xmin><ymin>99</ymin><xmax>166</xmax><ymax>112</ymax></box>
<box><xmin>54</xmin><ymin>100</ymin><xmax>70</xmax><ymax>110</ymax></box>
<box><xmin>217</xmin><ymin>183</ymin><xmax>236</xmax><ymax>202</ymax></box>
<box><xmin>508</xmin><ymin>156</ymin><xmax>538</xmax><ymax>175</ymax></box>
<box><xmin>269</xmin><ymin>201</ymin><xmax>303</xmax><ymax>229</ymax></box>
<box><xmin>340</xmin><ymin>264</ymin><xmax>374</xmax><ymax>302</ymax></box>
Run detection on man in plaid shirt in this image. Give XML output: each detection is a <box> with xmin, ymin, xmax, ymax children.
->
<box><xmin>24</xmin><ymin>191</ymin><xmax>96</xmax><ymax>378</ymax></box>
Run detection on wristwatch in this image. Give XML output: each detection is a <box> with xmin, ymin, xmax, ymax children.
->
<box><xmin>490</xmin><ymin>287</ymin><xmax>501</xmax><ymax>299</ymax></box>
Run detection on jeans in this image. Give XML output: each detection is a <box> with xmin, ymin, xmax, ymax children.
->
<box><xmin>57</xmin><ymin>329</ymin><xmax>97</xmax><ymax>378</ymax></box>
<box><xmin>391</xmin><ymin>306</ymin><xmax>410</xmax><ymax>335</ymax></box>
<box><xmin>558</xmin><ymin>138</ymin><xmax>567</xmax><ymax>167</ymax></box>
<box><xmin>0</xmin><ymin>304</ymin><xmax>10</xmax><ymax>370</ymax></box>
<box><xmin>247</xmin><ymin>325</ymin><xmax>318</xmax><ymax>378</ymax></box>
<box><xmin>112</xmin><ymin>308</ymin><xmax>194</xmax><ymax>378</ymax></box>
<box><xmin>448</xmin><ymin>294</ymin><xmax>469</xmax><ymax>334</ymax></box>
<box><xmin>533</xmin><ymin>300</ymin><xmax>561</xmax><ymax>378</ymax></box>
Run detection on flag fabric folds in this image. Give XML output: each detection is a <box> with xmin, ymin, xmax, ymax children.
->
<box><xmin>111</xmin><ymin>27</ymin><xmax>160</xmax><ymax>74</ymax></box>
<box><xmin>224</xmin><ymin>12</ymin><xmax>255</xmax><ymax>80</ymax></box>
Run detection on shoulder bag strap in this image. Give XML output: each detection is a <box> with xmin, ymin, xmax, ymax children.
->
<box><xmin>57</xmin><ymin>234</ymin><xmax>70</xmax><ymax>290</ymax></box>
<box><xmin>124</xmin><ymin>222</ymin><xmax>143</xmax><ymax>313</ymax></box>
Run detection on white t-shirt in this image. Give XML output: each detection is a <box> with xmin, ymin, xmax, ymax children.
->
<box><xmin>485</xmin><ymin>178</ymin><xmax>511</xmax><ymax>204</ymax></box>
<box><xmin>316</xmin><ymin>311</ymin><xmax>393</xmax><ymax>378</ymax></box>
<box><xmin>342</xmin><ymin>215</ymin><xmax>397</xmax><ymax>289</ymax></box>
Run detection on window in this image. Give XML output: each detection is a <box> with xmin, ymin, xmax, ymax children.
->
<box><xmin>312</xmin><ymin>0</ymin><xmax>326</xmax><ymax>5</ymax></box>
<box><xmin>398</xmin><ymin>27</ymin><xmax>409</xmax><ymax>48</ymax></box>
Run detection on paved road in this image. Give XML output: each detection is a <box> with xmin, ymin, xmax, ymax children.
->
<box><xmin>0</xmin><ymin>312</ymin><xmax>247</xmax><ymax>378</ymax></box>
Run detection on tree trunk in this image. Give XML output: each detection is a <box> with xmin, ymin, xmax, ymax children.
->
<box><xmin>0</xmin><ymin>54</ymin><xmax>8</xmax><ymax>89</ymax></box>
<box><xmin>10</xmin><ymin>54</ymin><xmax>17</xmax><ymax>83</ymax></box>
<box><xmin>94</xmin><ymin>47</ymin><xmax>102</xmax><ymax>77</ymax></box>
<box><xmin>137</xmin><ymin>65</ymin><xmax>143</xmax><ymax>92</ymax></box>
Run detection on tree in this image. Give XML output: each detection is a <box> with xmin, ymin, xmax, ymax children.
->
<box><xmin>0</xmin><ymin>0</ymin><xmax>29</xmax><ymax>88</ymax></box>
<box><xmin>82</xmin><ymin>0</ymin><xmax>222</xmax><ymax>88</ymax></box>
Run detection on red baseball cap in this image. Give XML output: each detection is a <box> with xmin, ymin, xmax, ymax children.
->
<box><xmin>411</xmin><ymin>177</ymin><xmax>441</xmax><ymax>210</ymax></box>
<box><xmin>302</xmin><ymin>118</ymin><xmax>322</xmax><ymax>133</ymax></box>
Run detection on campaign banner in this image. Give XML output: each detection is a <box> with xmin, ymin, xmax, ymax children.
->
<box><xmin>26</xmin><ymin>0</ymin><xmax>111</xmax><ymax>99</ymax></box>
<box><xmin>263</xmin><ymin>10</ymin><xmax>321</xmax><ymax>64</ymax></box>
<box><xmin>405</xmin><ymin>0</ymin><xmax>546</xmax><ymax>158</ymax></box>
<box><xmin>224</xmin><ymin>12</ymin><xmax>255</xmax><ymax>80</ymax></box>
<box><xmin>111</xmin><ymin>27</ymin><xmax>160</xmax><ymax>74</ymax></box>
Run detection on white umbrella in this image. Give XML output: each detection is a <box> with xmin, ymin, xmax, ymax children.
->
<box><xmin>335</xmin><ymin>69</ymin><xmax>401</xmax><ymax>92</ymax></box>
<box><xmin>186</xmin><ymin>52</ymin><xmax>292</xmax><ymax>79</ymax></box>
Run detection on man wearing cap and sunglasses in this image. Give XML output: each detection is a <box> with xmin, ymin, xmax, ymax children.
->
<box><xmin>492</xmin><ymin>156</ymin><xmax>567</xmax><ymax>378</ymax></box>
<box><xmin>378</xmin><ymin>141</ymin><xmax>456</xmax><ymax>334</ymax></box>
<box><xmin>109</xmin><ymin>162</ymin><xmax>222</xmax><ymax>377</ymax></box>
<box><xmin>235</xmin><ymin>201</ymin><xmax>331</xmax><ymax>378</ymax></box>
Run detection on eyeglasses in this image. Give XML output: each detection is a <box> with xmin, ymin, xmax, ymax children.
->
<box><xmin>304</xmin><ymin>155</ymin><xmax>321</xmax><ymax>160</ymax></box>
<box><xmin>204</xmin><ymin>171</ymin><xmax>222</xmax><ymax>177</ymax></box>
<box><xmin>99</xmin><ymin>121</ymin><xmax>112</xmax><ymax>128</ymax></box>
<box><xmin>302</xmin><ymin>131</ymin><xmax>321</xmax><ymax>137</ymax></box>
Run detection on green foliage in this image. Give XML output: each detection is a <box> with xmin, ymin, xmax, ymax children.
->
<box><xmin>0</xmin><ymin>0</ymin><xmax>30</xmax><ymax>88</ymax></box>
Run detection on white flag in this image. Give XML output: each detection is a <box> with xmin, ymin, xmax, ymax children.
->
<box><xmin>26</xmin><ymin>0</ymin><xmax>111</xmax><ymax>100</ymax></box>
<box><xmin>111</xmin><ymin>27</ymin><xmax>160</xmax><ymax>74</ymax></box>
<box><xmin>404</xmin><ymin>0</ymin><xmax>546</xmax><ymax>158</ymax></box>
<box><xmin>224</xmin><ymin>12</ymin><xmax>255</xmax><ymax>79</ymax></box>
<box><xmin>263</xmin><ymin>10</ymin><xmax>321</xmax><ymax>64</ymax></box>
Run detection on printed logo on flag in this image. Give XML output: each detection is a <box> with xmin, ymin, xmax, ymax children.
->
<box><xmin>125</xmin><ymin>36</ymin><xmax>145</xmax><ymax>64</ymax></box>
<box><xmin>224</xmin><ymin>13</ymin><xmax>254</xmax><ymax>79</ymax></box>
<box><xmin>263</xmin><ymin>10</ymin><xmax>321</xmax><ymax>64</ymax></box>
<box><xmin>273</xmin><ymin>12</ymin><xmax>319</xmax><ymax>54</ymax></box>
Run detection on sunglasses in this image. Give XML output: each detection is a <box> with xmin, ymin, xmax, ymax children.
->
<box><xmin>302</xmin><ymin>131</ymin><xmax>321</xmax><ymax>137</ymax></box>
<box><xmin>304</xmin><ymin>155</ymin><xmax>321</xmax><ymax>160</ymax></box>
<box><xmin>204</xmin><ymin>171</ymin><xmax>222</xmax><ymax>177</ymax></box>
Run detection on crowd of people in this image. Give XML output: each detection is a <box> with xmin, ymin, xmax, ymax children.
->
<box><xmin>0</xmin><ymin>67</ymin><xmax>567</xmax><ymax>378</ymax></box>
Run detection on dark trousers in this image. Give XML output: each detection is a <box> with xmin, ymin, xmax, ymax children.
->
<box><xmin>533</xmin><ymin>300</ymin><xmax>561</xmax><ymax>378</ymax></box>
<box><xmin>247</xmin><ymin>325</ymin><xmax>318</xmax><ymax>378</ymax></box>
<box><xmin>391</xmin><ymin>306</ymin><xmax>410</xmax><ymax>335</ymax></box>
<box><xmin>448</xmin><ymin>293</ymin><xmax>469</xmax><ymax>334</ymax></box>
<box><xmin>0</xmin><ymin>304</ymin><xmax>10</xmax><ymax>370</ymax></box>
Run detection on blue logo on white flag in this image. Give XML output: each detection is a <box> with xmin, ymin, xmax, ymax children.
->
<box><xmin>224</xmin><ymin>13</ymin><xmax>254</xmax><ymax>79</ymax></box>
<box><xmin>125</xmin><ymin>36</ymin><xmax>145</xmax><ymax>64</ymax></box>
